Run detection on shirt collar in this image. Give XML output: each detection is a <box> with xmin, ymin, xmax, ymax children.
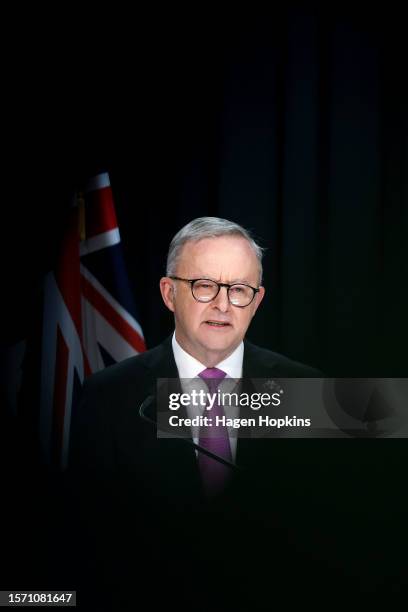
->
<box><xmin>172</xmin><ymin>331</ymin><xmax>244</xmax><ymax>379</ymax></box>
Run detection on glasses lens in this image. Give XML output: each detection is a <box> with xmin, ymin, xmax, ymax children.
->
<box><xmin>193</xmin><ymin>280</ymin><xmax>219</xmax><ymax>302</ymax></box>
<box><xmin>228</xmin><ymin>285</ymin><xmax>254</xmax><ymax>306</ymax></box>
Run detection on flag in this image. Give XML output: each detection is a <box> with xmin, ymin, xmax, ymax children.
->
<box><xmin>40</xmin><ymin>172</ymin><xmax>145</xmax><ymax>468</ymax></box>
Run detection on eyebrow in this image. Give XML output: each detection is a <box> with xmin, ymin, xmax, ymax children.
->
<box><xmin>195</xmin><ymin>275</ymin><xmax>254</xmax><ymax>285</ymax></box>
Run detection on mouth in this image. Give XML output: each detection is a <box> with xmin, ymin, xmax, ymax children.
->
<box><xmin>204</xmin><ymin>320</ymin><xmax>232</xmax><ymax>328</ymax></box>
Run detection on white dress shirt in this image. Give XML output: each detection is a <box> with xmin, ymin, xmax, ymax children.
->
<box><xmin>172</xmin><ymin>332</ymin><xmax>243</xmax><ymax>461</ymax></box>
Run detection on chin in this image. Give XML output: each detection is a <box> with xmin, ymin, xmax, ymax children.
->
<box><xmin>201</xmin><ymin>338</ymin><xmax>235</xmax><ymax>355</ymax></box>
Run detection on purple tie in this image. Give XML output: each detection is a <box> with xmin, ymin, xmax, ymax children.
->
<box><xmin>198</xmin><ymin>367</ymin><xmax>232</xmax><ymax>496</ymax></box>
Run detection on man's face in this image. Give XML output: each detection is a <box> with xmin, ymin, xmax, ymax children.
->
<box><xmin>160</xmin><ymin>235</ymin><xmax>265</xmax><ymax>366</ymax></box>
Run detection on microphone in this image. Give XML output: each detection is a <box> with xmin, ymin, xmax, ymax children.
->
<box><xmin>138</xmin><ymin>395</ymin><xmax>239</xmax><ymax>470</ymax></box>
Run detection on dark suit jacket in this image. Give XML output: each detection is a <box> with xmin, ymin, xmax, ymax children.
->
<box><xmin>69</xmin><ymin>335</ymin><xmax>320</xmax><ymax>487</ymax></box>
<box><xmin>64</xmin><ymin>338</ymin><xmax>408</xmax><ymax>609</ymax></box>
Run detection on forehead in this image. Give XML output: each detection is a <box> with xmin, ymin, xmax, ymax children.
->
<box><xmin>177</xmin><ymin>235</ymin><xmax>259</xmax><ymax>281</ymax></box>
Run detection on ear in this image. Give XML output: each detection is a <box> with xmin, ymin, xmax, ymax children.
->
<box><xmin>160</xmin><ymin>277</ymin><xmax>176</xmax><ymax>313</ymax></box>
<box><xmin>251</xmin><ymin>286</ymin><xmax>265</xmax><ymax>317</ymax></box>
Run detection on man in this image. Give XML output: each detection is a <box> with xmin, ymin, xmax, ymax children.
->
<box><xmin>156</xmin><ymin>217</ymin><xmax>318</xmax><ymax>494</ymax></box>
<box><xmin>71</xmin><ymin>216</ymin><xmax>317</xmax><ymax>481</ymax></box>
<box><xmin>71</xmin><ymin>217</ymin><xmax>317</xmax><ymax>488</ymax></box>
<box><xmin>67</xmin><ymin>218</ymin><xmax>399</xmax><ymax>608</ymax></box>
<box><xmin>67</xmin><ymin>218</ymin><xmax>322</xmax><ymax>608</ymax></box>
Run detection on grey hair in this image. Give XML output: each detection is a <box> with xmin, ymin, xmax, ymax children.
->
<box><xmin>166</xmin><ymin>217</ymin><xmax>265</xmax><ymax>284</ymax></box>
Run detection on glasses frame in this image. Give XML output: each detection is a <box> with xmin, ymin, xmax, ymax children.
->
<box><xmin>169</xmin><ymin>276</ymin><xmax>260</xmax><ymax>308</ymax></box>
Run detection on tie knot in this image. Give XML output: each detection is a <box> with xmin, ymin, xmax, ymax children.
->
<box><xmin>198</xmin><ymin>367</ymin><xmax>227</xmax><ymax>391</ymax></box>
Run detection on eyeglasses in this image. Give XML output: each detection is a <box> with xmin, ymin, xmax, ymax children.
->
<box><xmin>169</xmin><ymin>276</ymin><xmax>260</xmax><ymax>308</ymax></box>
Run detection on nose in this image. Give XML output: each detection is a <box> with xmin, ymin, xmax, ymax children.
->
<box><xmin>212</xmin><ymin>286</ymin><xmax>230</xmax><ymax>312</ymax></box>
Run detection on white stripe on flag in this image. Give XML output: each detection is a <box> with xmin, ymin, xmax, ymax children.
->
<box><xmin>81</xmin><ymin>297</ymin><xmax>139</xmax><ymax>372</ymax></box>
<box><xmin>41</xmin><ymin>273</ymin><xmax>84</xmax><ymax>466</ymax></box>
<box><xmin>85</xmin><ymin>172</ymin><xmax>110</xmax><ymax>192</ymax></box>
<box><xmin>80</xmin><ymin>263</ymin><xmax>145</xmax><ymax>339</ymax></box>
<box><xmin>79</xmin><ymin>228</ymin><xmax>121</xmax><ymax>256</ymax></box>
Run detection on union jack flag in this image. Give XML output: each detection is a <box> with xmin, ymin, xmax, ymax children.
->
<box><xmin>40</xmin><ymin>172</ymin><xmax>145</xmax><ymax>468</ymax></box>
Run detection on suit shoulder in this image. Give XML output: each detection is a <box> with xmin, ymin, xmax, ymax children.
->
<box><xmin>244</xmin><ymin>341</ymin><xmax>322</xmax><ymax>376</ymax></box>
<box><xmin>83</xmin><ymin>343</ymin><xmax>165</xmax><ymax>392</ymax></box>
